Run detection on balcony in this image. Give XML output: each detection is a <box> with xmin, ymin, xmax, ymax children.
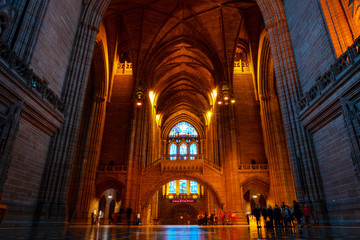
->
<box><xmin>238</xmin><ymin>164</ymin><xmax>268</xmax><ymax>172</ymax></box>
<box><xmin>97</xmin><ymin>165</ymin><xmax>127</xmax><ymax>173</ymax></box>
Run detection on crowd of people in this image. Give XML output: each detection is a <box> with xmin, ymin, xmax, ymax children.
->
<box><xmin>197</xmin><ymin>211</ymin><xmax>237</xmax><ymax>225</ymax></box>
<box><xmin>251</xmin><ymin>201</ymin><xmax>313</xmax><ymax>229</ymax></box>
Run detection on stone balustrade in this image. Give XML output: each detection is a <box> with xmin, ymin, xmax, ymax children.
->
<box><xmin>161</xmin><ymin>159</ymin><xmax>204</xmax><ymax>173</ymax></box>
<box><xmin>97</xmin><ymin>165</ymin><xmax>127</xmax><ymax>173</ymax></box>
<box><xmin>238</xmin><ymin>164</ymin><xmax>268</xmax><ymax>171</ymax></box>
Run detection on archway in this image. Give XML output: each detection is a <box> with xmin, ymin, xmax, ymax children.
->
<box><xmin>141</xmin><ymin>176</ymin><xmax>224</xmax><ymax>225</ymax></box>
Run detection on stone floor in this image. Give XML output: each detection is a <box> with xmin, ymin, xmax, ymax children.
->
<box><xmin>0</xmin><ymin>225</ymin><xmax>360</xmax><ymax>239</ymax></box>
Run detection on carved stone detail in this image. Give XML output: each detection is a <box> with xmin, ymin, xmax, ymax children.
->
<box><xmin>0</xmin><ymin>101</ymin><xmax>22</xmax><ymax>194</ymax></box>
<box><xmin>341</xmin><ymin>97</ymin><xmax>360</xmax><ymax>182</ymax></box>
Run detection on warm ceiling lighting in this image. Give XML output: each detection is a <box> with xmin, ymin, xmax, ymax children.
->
<box><xmin>136</xmin><ymin>101</ymin><xmax>142</xmax><ymax>106</ymax></box>
<box><xmin>231</xmin><ymin>98</ymin><xmax>235</xmax><ymax>104</ymax></box>
<box><xmin>253</xmin><ymin>195</ymin><xmax>257</xmax><ymax>198</ymax></box>
<box><xmin>207</xmin><ymin>111</ymin><xmax>212</xmax><ymax>119</ymax></box>
<box><xmin>224</xmin><ymin>96</ymin><xmax>229</xmax><ymax>100</ymax></box>
<box><xmin>149</xmin><ymin>91</ymin><xmax>155</xmax><ymax>105</ymax></box>
<box><xmin>218</xmin><ymin>101</ymin><xmax>223</xmax><ymax>105</ymax></box>
<box><xmin>108</xmin><ymin>195</ymin><xmax>112</xmax><ymax>199</ymax></box>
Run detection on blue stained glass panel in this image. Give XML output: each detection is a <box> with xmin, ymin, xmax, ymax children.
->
<box><xmin>170</xmin><ymin>144</ymin><xmax>177</xmax><ymax>160</ymax></box>
<box><xmin>179</xmin><ymin>144</ymin><xmax>187</xmax><ymax>155</ymax></box>
<box><xmin>169</xmin><ymin>122</ymin><xmax>198</xmax><ymax>138</ymax></box>
<box><xmin>169</xmin><ymin>181</ymin><xmax>176</xmax><ymax>193</ymax></box>
<box><xmin>179</xmin><ymin>180</ymin><xmax>187</xmax><ymax>193</ymax></box>
<box><xmin>190</xmin><ymin>143</ymin><xmax>197</xmax><ymax>154</ymax></box>
<box><xmin>190</xmin><ymin>181</ymin><xmax>198</xmax><ymax>193</ymax></box>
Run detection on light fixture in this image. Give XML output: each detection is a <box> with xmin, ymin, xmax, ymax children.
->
<box><xmin>230</xmin><ymin>98</ymin><xmax>235</xmax><ymax>104</ymax></box>
<box><xmin>108</xmin><ymin>194</ymin><xmax>112</xmax><ymax>199</ymax></box>
<box><xmin>134</xmin><ymin>87</ymin><xmax>144</xmax><ymax>106</ymax></box>
<box><xmin>253</xmin><ymin>195</ymin><xmax>257</xmax><ymax>198</ymax></box>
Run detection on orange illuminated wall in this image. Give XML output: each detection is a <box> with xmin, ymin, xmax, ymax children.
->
<box><xmin>320</xmin><ymin>0</ymin><xmax>360</xmax><ymax>57</ymax></box>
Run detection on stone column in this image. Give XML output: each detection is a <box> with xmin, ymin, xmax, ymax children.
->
<box><xmin>72</xmin><ymin>95</ymin><xmax>107</xmax><ymax>224</ymax></box>
<box><xmin>259</xmin><ymin>94</ymin><xmax>296</xmax><ymax>205</ymax></box>
<box><xmin>257</xmin><ymin>0</ymin><xmax>329</xmax><ymax>222</ymax></box>
<box><xmin>34</xmin><ymin>20</ymin><xmax>99</xmax><ymax>223</ymax></box>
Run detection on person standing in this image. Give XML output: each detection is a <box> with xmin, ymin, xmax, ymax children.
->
<box><xmin>266</xmin><ymin>205</ymin><xmax>273</xmax><ymax>228</ymax></box>
<box><xmin>304</xmin><ymin>203</ymin><xmax>311</xmax><ymax>227</ymax></box>
<box><xmin>186</xmin><ymin>214</ymin><xmax>191</xmax><ymax>225</ymax></box>
<box><xmin>252</xmin><ymin>205</ymin><xmax>261</xmax><ymax>228</ymax></box>
<box><xmin>126</xmin><ymin>207</ymin><xmax>133</xmax><ymax>226</ymax></box>
<box><xmin>293</xmin><ymin>200</ymin><xmax>302</xmax><ymax>228</ymax></box>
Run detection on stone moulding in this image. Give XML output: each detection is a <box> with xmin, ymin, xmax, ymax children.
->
<box><xmin>0</xmin><ymin>40</ymin><xmax>65</xmax><ymax>114</ymax></box>
<box><xmin>298</xmin><ymin>35</ymin><xmax>360</xmax><ymax>112</ymax></box>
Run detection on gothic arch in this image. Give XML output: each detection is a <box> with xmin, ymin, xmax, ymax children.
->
<box><xmin>140</xmin><ymin>174</ymin><xmax>225</xmax><ymax>211</ymax></box>
<box><xmin>95</xmin><ymin>178</ymin><xmax>125</xmax><ymax>198</ymax></box>
<box><xmin>241</xmin><ymin>177</ymin><xmax>270</xmax><ymax>199</ymax></box>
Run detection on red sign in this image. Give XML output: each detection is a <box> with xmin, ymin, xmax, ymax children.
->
<box><xmin>170</xmin><ymin>199</ymin><xmax>195</xmax><ymax>203</ymax></box>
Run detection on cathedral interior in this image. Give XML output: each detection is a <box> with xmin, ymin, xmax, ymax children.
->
<box><xmin>0</xmin><ymin>0</ymin><xmax>360</xmax><ymax>231</ymax></box>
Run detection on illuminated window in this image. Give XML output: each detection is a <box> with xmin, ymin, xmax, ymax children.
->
<box><xmin>180</xmin><ymin>144</ymin><xmax>187</xmax><ymax>155</ymax></box>
<box><xmin>169</xmin><ymin>144</ymin><xmax>177</xmax><ymax>160</ymax></box>
<box><xmin>190</xmin><ymin>181</ymin><xmax>198</xmax><ymax>194</ymax></box>
<box><xmin>190</xmin><ymin>143</ymin><xmax>197</xmax><ymax>159</ymax></box>
<box><xmin>169</xmin><ymin>181</ymin><xmax>176</xmax><ymax>193</ymax></box>
<box><xmin>179</xmin><ymin>180</ymin><xmax>187</xmax><ymax>193</ymax></box>
<box><xmin>169</xmin><ymin>122</ymin><xmax>198</xmax><ymax>138</ymax></box>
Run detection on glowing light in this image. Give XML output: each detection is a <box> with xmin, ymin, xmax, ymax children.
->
<box><xmin>224</xmin><ymin>96</ymin><xmax>229</xmax><ymax>100</ymax></box>
<box><xmin>156</xmin><ymin>114</ymin><xmax>160</xmax><ymax>121</ymax></box>
<box><xmin>253</xmin><ymin>195</ymin><xmax>257</xmax><ymax>198</ymax></box>
<box><xmin>136</xmin><ymin>101</ymin><xmax>142</xmax><ymax>106</ymax></box>
<box><xmin>149</xmin><ymin>91</ymin><xmax>155</xmax><ymax>105</ymax></box>
<box><xmin>218</xmin><ymin>101</ymin><xmax>223</xmax><ymax>105</ymax></box>
<box><xmin>207</xmin><ymin>111</ymin><xmax>212</xmax><ymax>119</ymax></box>
<box><xmin>231</xmin><ymin>98</ymin><xmax>235</xmax><ymax>104</ymax></box>
<box><xmin>108</xmin><ymin>195</ymin><xmax>112</xmax><ymax>199</ymax></box>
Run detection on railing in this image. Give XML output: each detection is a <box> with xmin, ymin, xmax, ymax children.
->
<box><xmin>117</xmin><ymin>61</ymin><xmax>132</xmax><ymax>75</ymax></box>
<box><xmin>0</xmin><ymin>41</ymin><xmax>65</xmax><ymax>113</ymax></box>
<box><xmin>144</xmin><ymin>158</ymin><xmax>162</xmax><ymax>172</ymax></box>
<box><xmin>234</xmin><ymin>60</ymin><xmax>251</xmax><ymax>73</ymax></box>
<box><xmin>204</xmin><ymin>160</ymin><xmax>223</xmax><ymax>173</ymax></box>
<box><xmin>97</xmin><ymin>165</ymin><xmax>127</xmax><ymax>172</ymax></box>
<box><xmin>298</xmin><ymin>35</ymin><xmax>360</xmax><ymax>112</ymax></box>
<box><xmin>161</xmin><ymin>154</ymin><xmax>204</xmax><ymax>160</ymax></box>
<box><xmin>238</xmin><ymin>164</ymin><xmax>268</xmax><ymax>171</ymax></box>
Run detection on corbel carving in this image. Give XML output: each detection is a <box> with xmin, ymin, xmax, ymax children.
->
<box><xmin>341</xmin><ymin>97</ymin><xmax>360</xmax><ymax>182</ymax></box>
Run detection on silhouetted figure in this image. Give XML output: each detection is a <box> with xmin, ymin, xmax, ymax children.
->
<box><xmin>252</xmin><ymin>205</ymin><xmax>261</xmax><ymax>228</ymax></box>
<box><xmin>126</xmin><ymin>207</ymin><xmax>133</xmax><ymax>226</ymax></box>
<box><xmin>266</xmin><ymin>205</ymin><xmax>273</xmax><ymax>228</ymax></box>
<box><xmin>293</xmin><ymin>200</ymin><xmax>302</xmax><ymax>228</ymax></box>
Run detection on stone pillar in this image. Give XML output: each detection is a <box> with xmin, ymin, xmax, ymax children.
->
<box><xmin>257</xmin><ymin>0</ymin><xmax>329</xmax><ymax>222</ymax></box>
<box><xmin>72</xmin><ymin>95</ymin><xmax>107</xmax><ymax>224</ymax></box>
<box><xmin>34</xmin><ymin>20</ymin><xmax>99</xmax><ymax>224</ymax></box>
<box><xmin>259</xmin><ymin>94</ymin><xmax>296</xmax><ymax>205</ymax></box>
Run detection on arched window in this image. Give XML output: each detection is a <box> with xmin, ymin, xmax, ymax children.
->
<box><xmin>169</xmin><ymin>122</ymin><xmax>198</xmax><ymax>138</ymax></box>
<box><xmin>167</xmin><ymin>121</ymin><xmax>199</xmax><ymax>160</ymax></box>
<box><xmin>179</xmin><ymin>180</ymin><xmax>187</xmax><ymax>193</ymax></box>
<box><xmin>189</xmin><ymin>143</ymin><xmax>197</xmax><ymax>159</ymax></box>
<box><xmin>169</xmin><ymin>144</ymin><xmax>177</xmax><ymax>160</ymax></box>
<box><xmin>169</xmin><ymin>181</ymin><xmax>176</xmax><ymax>193</ymax></box>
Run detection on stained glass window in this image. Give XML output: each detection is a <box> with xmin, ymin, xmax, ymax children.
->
<box><xmin>169</xmin><ymin>122</ymin><xmax>198</xmax><ymax>138</ymax></box>
<box><xmin>179</xmin><ymin>144</ymin><xmax>187</xmax><ymax>155</ymax></box>
<box><xmin>169</xmin><ymin>181</ymin><xmax>176</xmax><ymax>193</ymax></box>
<box><xmin>170</xmin><ymin>144</ymin><xmax>177</xmax><ymax>160</ymax></box>
<box><xmin>190</xmin><ymin>143</ymin><xmax>197</xmax><ymax>154</ymax></box>
<box><xmin>179</xmin><ymin>180</ymin><xmax>187</xmax><ymax>193</ymax></box>
<box><xmin>190</xmin><ymin>181</ymin><xmax>198</xmax><ymax>193</ymax></box>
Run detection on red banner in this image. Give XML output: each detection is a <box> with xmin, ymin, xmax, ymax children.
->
<box><xmin>170</xmin><ymin>199</ymin><xmax>195</xmax><ymax>203</ymax></box>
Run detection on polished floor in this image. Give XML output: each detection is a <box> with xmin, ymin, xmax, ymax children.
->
<box><xmin>0</xmin><ymin>225</ymin><xmax>360</xmax><ymax>240</ymax></box>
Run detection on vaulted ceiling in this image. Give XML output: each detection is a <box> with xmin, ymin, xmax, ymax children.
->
<box><xmin>102</xmin><ymin>0</ymin><xmax>264</xmax><ymax>128</ymax></box>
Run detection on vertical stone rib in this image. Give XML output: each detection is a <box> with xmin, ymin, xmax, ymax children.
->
<box><xmin>257</xmin><ymin>0</ymin><xmax>328</xmax><ymax>222</ymax></box>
